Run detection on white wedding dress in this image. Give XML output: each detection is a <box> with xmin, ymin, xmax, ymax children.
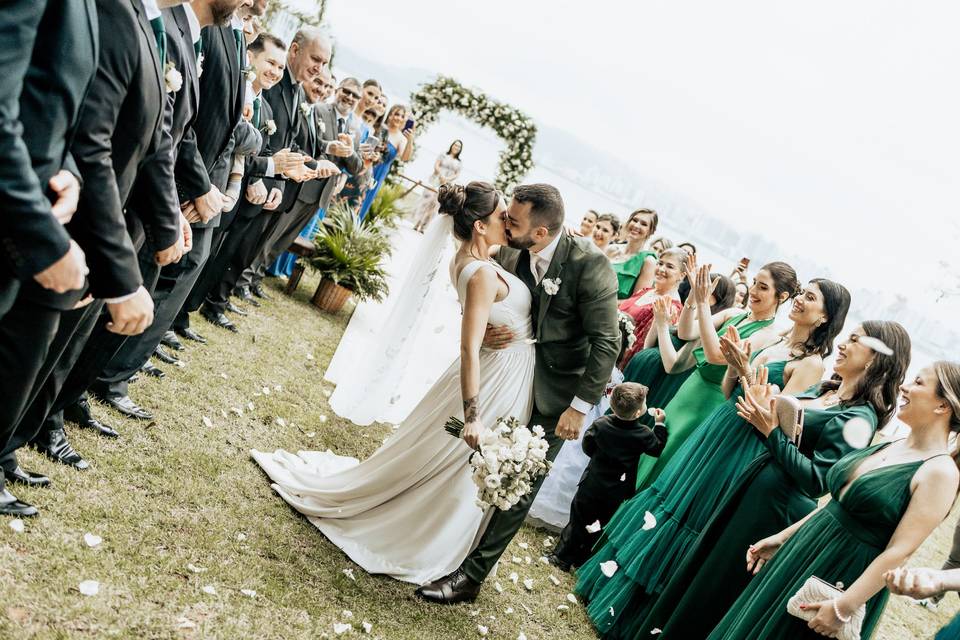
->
<box><xmin>251</xmin><ymin>260</ymin><xmax>535</xmax><ymax>585</ymax></box>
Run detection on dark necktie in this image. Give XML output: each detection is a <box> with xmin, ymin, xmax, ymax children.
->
<box><xmin>233</xmin><ymin>29</ymin><xmax>243</xmax><ymax>67</ymax></box>
<box><xmin>149</xmin><ymin>16</ymin><xmax>166</xmax><ymax>67</ymax></box>
<box><xmin>194</xmin><ymin>35</ymin><xmax>202</xmax><ymax>61</ymax></box>
<box><xmin>252</xmin><ymin>95</ymin><xmax>261</xmax><ymax>128</ymax></box>
<box><xmin>337</xmin><ymin>117</ymin><xmax>345</xmax><ymax>135</ymax></box>
<box><xmin>516</xmin><ymin>249</ymin><xmax>537</xmax><ymax>293</ymax></box>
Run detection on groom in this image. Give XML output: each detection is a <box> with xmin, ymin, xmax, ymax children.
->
<box><xmin>416</xmin><ymin>183</ymin><xmax>620</xmax><ymax>603</ymax></box>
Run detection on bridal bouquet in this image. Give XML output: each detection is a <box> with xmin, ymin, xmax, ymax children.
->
<box><xmin>444</xmin><ymin>416</ymin><xmax>552</xmax><ymax>511</ymax></box>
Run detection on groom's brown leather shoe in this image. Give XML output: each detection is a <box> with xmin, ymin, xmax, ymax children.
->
<box><xmin>414</xmin><ymin>568</ymin><xmax>481</xmax><ymax>604</ymax></box>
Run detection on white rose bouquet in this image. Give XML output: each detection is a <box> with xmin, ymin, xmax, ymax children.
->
<box><xmin>445</xmin><ymin>416</ymin><xmax>551</xmax><ymax>511</ymax></box>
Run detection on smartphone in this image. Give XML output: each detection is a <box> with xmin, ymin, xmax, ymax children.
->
<box><xmin>773</xmin><ymin>395</ymin><xmax>804</xmax><ymax>444</ymax></box>
<box><xmin>365</xmin><ymin>135</ymin><xmax>381</xmax><ymax>150</ymax></box>
<box><xmin>403</xmin><ymin>117</ymin><xmax>415</xmax><ymax>132</ymax></box>
<box><xmin>738</xmin><ymin>257</ymin><xmax>750</xmax><ymax>270</ymax></box>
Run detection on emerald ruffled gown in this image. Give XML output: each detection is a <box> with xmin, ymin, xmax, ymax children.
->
<box><xmin>574</xmin><ymin>357</ymin><xmax>786</xmax><ymax>638</ymax></box>
<box><xmin>634</xmin><ymin>312</ymin><xmax>775</xmax><ymax>491</ymax></box>
<box><xmin>707</xmin><ymin>441</ymin><xmax>941</xmax><ymax>640</ymax></box>
<box><xmin>641</xmin><ymin>390</ymin><xmax>879</xmax><ymax>638</ymax></box>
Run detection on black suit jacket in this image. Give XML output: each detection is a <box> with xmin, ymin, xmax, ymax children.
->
<box><xmin>235</xmin><ymin>97</ymin><xmax>283</xmax><ymax>220</ymax></box>
<box><xmin>300</xmin><ymin>102</ymin><xmax>364</xmax><ymax>207</ymax></box>
<box><xmin>580</xmin><ymin>415</ymin><xmax>667</xmax><ymax>493</ymax></box>
<box><xmin>0</xmin><ymin>0</ymin><xmax>97</xmax><ymax>282</ymax></box>
<box><xmin>264</xmin><ymin>69</ymin><xmax>305</xmax><ymax>214</ymax></box>
<box><xmin>63</xmin><ymin>0</ymin><xmax>179</xmax><ymax>301</ymax></box>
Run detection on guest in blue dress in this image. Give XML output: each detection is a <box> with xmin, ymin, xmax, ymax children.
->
<box><xmin>357</xmin><ymin>104</ymin><xmax>415</xmax><ymax>221</ymax></box>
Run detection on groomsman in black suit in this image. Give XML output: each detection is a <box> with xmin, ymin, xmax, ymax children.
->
<box><xmin>0</xmin><ymin>0</ymin><xmax>98</xmax><ymax>516</ymax></box>
<box><xmin>81</xmin><ymin>0</ymin><xmax>254</xmax><ymax>420</ymax></box>
<box><xmin>0</xmin><ymin>0</ymin><xmax>188</xmax><ymax>494</ymax></box>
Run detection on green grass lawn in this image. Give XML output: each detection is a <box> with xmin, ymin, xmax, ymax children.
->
<box><xmin>0</xmin><ymin>270</ymin><xmax>956</xmax><ymax>639</ymax></box>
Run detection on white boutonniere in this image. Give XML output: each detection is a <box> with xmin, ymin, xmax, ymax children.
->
<box><xmin>316</xmin><ymin>117</ymin><xmax>326</xmax><ymax>134</ymax></box>
<box><xmin>164</xmin><ymin>61</ymin><xmax>183</xmax><ymax>94</ymax></box>
<box><xmin>197</xmin><ymin>52</ymin><xmax>204</xmax><ymax>78</ymax></box>
<box><xmin>263</xmin><ymin>119</ymin><xmax>276</xmax><ymax>135</ymax></box>
<box><xmin>299</xmin><ymin>101</ymin><xmax>311</xmax><ymax>118</ymax></box>
<box><xmin>541</xmin><ymin>277</ymin><xmax>562</xmax><ymax>295</ymax></box>
<box><xmin>243</xmin><ymin>66</ymin><xmax>256</xmax><ymax>83</ymax></box>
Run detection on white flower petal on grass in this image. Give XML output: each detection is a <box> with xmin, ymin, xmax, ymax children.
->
<box><xmin>187</xmin><ymin>563</ymin><xmax>207</xmax><ymax>573</ymax></box>
<box><xmin>566</xmin><ymin>593</ymin><xmax>578</xmax><ymax>604</ymax></box>
<box><xmin>548</xmin><ymin>574</ymin><xmax>561</xmax><ymax>586</ymax></box>
<box><xmin>236</xmin><ymin>533</ymin><xmax>247</xmax><ymax>541</ymax></box>
<box><xmin>274</xmin><ymin>384</ymin><xmax>282</xmax><ymax>392</ymax></box>
<box><xmin>342</xmin><ymin>568</ymin><xmax>356</xmax><ymax>581</ymax></box>
<box><xmin>362</xmin><ymin>622</ymin><xmax>373</xmax><ymax>634</ymax></box>
<box><xmin>493</xmin><ymin>581</ymin><xmax>504</xmax><ymax>593</ymax></box>
<box><xmin>220</xmin><ymin>372</ymin><xmax>229</xmax><ymax>379</ymax></box>
<box><xmin>504</xmin><ymin>607</ymin><xmax>514</xmax><ymax>614</ymax></box>
<box><xmin>334</xmin><ymin>622</ymin><xmax>352</xmax><ymax>635</ymax></box>
<box><xmin>201</xmin><ymin>416</ymin><xmax>213</xmax><ymax>428</ymax></box>
<box><xmin>9</xmin><ymin>519</ymin><xmax>25</xmax><ymax>533</ymax></box>
<box><xmin>539</xmin><ymin>556</ymin><xmax>550</xmax><ymax>565</ymax></box>
<box><xmin>469</xmin><ymin>610</ymin><xmax>480</xmax><ymax>617</ymax></box>
<box><xmin>518</xmin><ymin>633</ymin><xmax>527</xmax><ymax>640</ymax></box>
<box><xmin>275</xmin><ymin>418</ymin><xmax>286</xmax><ymax>427</ymax></box>
<box><xmin>585</xmin><ymin>520</ymin><xmax>602</xmax><ymax>533</ymax></box>
<box><xmin>522</xmin><ymin>578</ymin><xmax>534</xmax><ymax>591</ymax></box>
<box><xmin>83</xmin><ymin>533</ymin><xmax>103</xmax><ymax>548</ymax></box>
<box><xmin>509</xmin><ymin>572</ymin><xmax>519</xmax><ymax>585</ymax></box>
<box><xmin>842</xmin><ymin>417</ymin><xmax>874</xmax><ymax>449</ymax></box>
<box><xmin>600</xmin><ymin>560</ymin><xmax>619</xmax><ymax>577</ymax></box>
<box><xmin>240</xmin><ymin>589</ymin><xmax>257</xmax><ymax>598</ymax></box>
<box><xmin>176</xmin><ymin>617</ymin><xmax>197</xmax><ymax>629</ymax></box>
<box><xmin>262</xmin><ymin>386</ymin><xmax>271</xmax><ymax>395</ymax></box>
<box><xmin>524</xmin><ymin>556</ymin><xmax>532</xmax><ymax>564</ymax></box>
<box><xmin>305</xmin><ymin>432</ymin><xmax>316</xmax><ymax>438</ymax></box>
<box><xmin>78</xmin><ymin>580</ymin><xmax>99</xmax><ymax>596</ymax></box>
<box><xmin>174</xmin><ymin>361</ymin><xmax>185</xmax><ymax>368</ymax></box>
<box><xmin>306</xmin><ymin>353</ymin><xmax>314</xmax><ymax>361</ymax></box>
<box><xmin>521</xmin><ymin>603</ymin><xmax>533</xmax><ymax>615</ymax></box>
<box><xmin>230</xmin><ymin>407</ymin><xmax>243</xmax><ymax>417</ymax></box>
<box><xmin>201</xmin><ymin>585</ymin><xmax>217</xmax><ymax>595</ymax></box>
<box><xmin>512</xmin><ymin>556</ymin><xmax>523</xmax><ymax>564</ymax></box>
<box><xmin>557</xmin><ymin>604</ymin><xmax>570</xmax><ymax>611</ymax></box>
<box><xmin>543</xmin><ymin>537</ymin><xmax>554</xmax><ymax>547</ymax></box>
<box><xmin>220</xmin><ymin>409</ymin><xmax>228</xmax><ymax>419</ymax></box>
<box><xmin>319</xmin><ymin>415</ymin><xmax>329</xmax><ymax>423</ymax></box>
<box><xmin>477</xmin><ymin>625</ymin><xmax>489</xmax><ymax>636</ymax></box>
<box><xmin>518</xmin><ymin>542</ymin><xmax>529</xmax><ymax>550</ymax></box>
<box><xmin>246</xmin><ymin>401</ymin><xmax>255</xmax><ymax>411</ymax></box>
<box><xmin>341</xmin><ymin>610</ymin><xmax>353</xmax><ymax>619</ymax></box>
<box><xmin>642</xmin><ymin>511</ymin><xmax>657</xmax><ymax>531</ymax></box>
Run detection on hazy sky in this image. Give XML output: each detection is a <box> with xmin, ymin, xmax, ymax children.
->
<box><xmin>317</xmin><ymin>0</ymin><xmax>959</xmax><ymax>312</ymax></box>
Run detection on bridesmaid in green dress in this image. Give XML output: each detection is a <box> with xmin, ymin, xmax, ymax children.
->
<box><xmin>634</xmin><ymin>261</ymin><xmax>802</xmax><ymax>490</ymax></box>
<box><xmin>607</xmin><ymin>209</ymin><xmax>659</xmax><ymax>299</ymax></box>
<box><xmin>643</xmin><ymin>320</ymin><xmax>912</xmax><ymax>639</ymax></box>
<box><xmin>575</xmin><ymin>278</ymin><xmax>842</xmax><ymax>637</ymax></box>
<box><xmin>707</xmin><ymin>361</ymin><xmax>960</xmax><ymax>640</ymax></box>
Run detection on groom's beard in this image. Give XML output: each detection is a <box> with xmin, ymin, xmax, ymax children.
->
<box><xmin>506</xmin><ymin>232</ymin><xmax>535</xmax><ymax>250</ymax></box>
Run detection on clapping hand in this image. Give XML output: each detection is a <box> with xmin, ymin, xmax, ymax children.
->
<box><xmin>327</xmin><ymin>134</ymin><xmax>354</xmax><ymax>158</ymax></box>
<box><xmin>272</xmin><ymin>148</ymin><xmax>305</xmax><ymax>175</ymax></box>
<box><xmin>719</xmin><ymin>325</ymin><xmax>752</xmax><ymax>375</ymax></box>
<box><xmin>314</xmin><ymin>159</ymin><xmax>341</xmax><ymax>179</ymax></box>
<box><xmin>652</xmin><ymin>295</ymin><xmax>673</xmax><ymax>325</ymax></box>
<box><xmin>735</xmin><ymin>365</ymin><xmax>781</xmax><ymax>436</ymax></box>
<box><xmin>883</xmin><ymin>567</ymin><xmax>946</xmax><ymax>599</ymax></box>
<box><xmin>692</xmin><ymin>264</ymin><xmax>717</xmax><ymax>306</ymax></box>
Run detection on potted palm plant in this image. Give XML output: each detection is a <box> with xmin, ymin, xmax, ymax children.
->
<box><xmin>308</xmin><ymin>202</ymin><xmax>391</xmax><ymax>312</ymax></box>
<box><xmin>363</xmin><ymin>182</ymin><xmax>405</xmax><ymax>230</ymax></box>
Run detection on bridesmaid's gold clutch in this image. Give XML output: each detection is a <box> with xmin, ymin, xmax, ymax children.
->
<box><xmin>786</xmin><ymin>576</ymin><xmax>865</xmax><ymax>640</ymax></box>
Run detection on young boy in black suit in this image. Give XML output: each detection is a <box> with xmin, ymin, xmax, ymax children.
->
<box><xmin>548</xmin><ymin>382</ymin><xmax>667</xmax><ymax>571</ymax></box>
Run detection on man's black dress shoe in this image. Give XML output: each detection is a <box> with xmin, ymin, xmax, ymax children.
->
<box><xmin>235</xmin><ymin>286</ymin><xmax>261</xmax><ymax>307</ymax></box>
<box><xmin>0</xmin><ymin>489</ymin><xmax>37</xmax><ymax>517</ymax></box>
<box><xmin>225</xmin><ymin>300</ymin><xmax>248</xmax><ymax>316</ymax></box>
<box><xmin>102</xmin><ymin>395</ymin><xmax>154</xmax><ymax>421</ymax></box>
<box><xmin>201</xmin><ymin>308</ymin><xmax>237</xmax><ymax>333</ymax></box>
<box><xmin>250</xmin><ymin>283</ymin><xmax>271</xmax><ymax>300</ymax></box>
<box><xmin>545</xmin><ymin>553</ymin><xmax>572</xmax><ymax>573</ymax></box>
<box><xmin>175</xmin><ymin>326</ymin><xmax>207</xmax><ymax>344</ymax></box>
<box><xmin>64</xmin><ymin>399</ymin><xmax>120</xmax><ymax>438</ymax></box>
<box><xmin>153</xmin><ymin>345</ymin><xmax>179</xmax><ymax>364</ymax></box>
<box><xmin>31</xmin><ymin>428</ymin><xmax>89</xmax><ymax>470</ymax></box>
<box><xmin>140</xmin><ymin>362</ymin><xmax>165</xmax><ymax>379</ymax></box>
<box><xmin>414</xmin><ymin>568</ymin><xmax>482</xmax><ymax>604</ymax></box>
<box><xmin>160</xmin><ymin>330</ymin><xmax>185</xmax><ymax>351</ymax></box>
<box><xmin>4</xmin><ymin>467</ymin><xmax>51</xmax><ymax>488</ymax></box>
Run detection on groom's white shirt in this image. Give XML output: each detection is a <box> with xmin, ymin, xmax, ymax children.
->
<box><xmin>529</xmin><ymin>232</ymin><xmax>593</xmax><ymax>415</ymax></box>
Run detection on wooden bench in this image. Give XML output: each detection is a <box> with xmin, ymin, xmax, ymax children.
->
<box><xmin>284</xmin><ymin>236</ymin><xmax>316</xmax><ymax>295</ymax></box>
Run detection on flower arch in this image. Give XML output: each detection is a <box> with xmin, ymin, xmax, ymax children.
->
<box><xmin>404</xmin><ymin>75</ymin><xmax>537</xmax><ymax>193</ymax></box>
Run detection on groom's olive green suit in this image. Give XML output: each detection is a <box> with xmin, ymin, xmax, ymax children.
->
<box><xmin>461</xmin><ymin>232</ymin><xmax>620</xmax><ymax>583</ymax></box>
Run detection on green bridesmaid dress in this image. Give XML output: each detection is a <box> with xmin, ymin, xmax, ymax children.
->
<box><xmin>575</xmin><ymin>358</ymin><xmax>787</xmax><ymax>638</ymax></box>
<box><xmin>707</xmin><ymin>442</ymin><xmax>943</xmax><ymax>640</ymax></box>
<box><xmin>641</xmin><ymin>390</ymin><xmax>879</xmax><ymax>639</ymax></box>
<box><xmin>613</xmin><ymin>250</ymin><xmax>657</xmax><ymax>300</ymax></box>
<box><xmin>634</xmin><ymin>312</ymin><xmax>775</xmax><ymax>491</ymax></box>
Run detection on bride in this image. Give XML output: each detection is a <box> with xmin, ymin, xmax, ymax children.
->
<box><xmin>251</xmin><ymin>182</ymin><xmax>536</xmax><ymax>585</ymax></box>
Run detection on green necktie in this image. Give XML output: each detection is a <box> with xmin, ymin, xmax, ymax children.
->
<box><xmin>233</xmin><ymin>29</ymin><xmax>243</xmax><ymax>68</ymax></box>
<box><xmin>149</xmin><ymin>16</ymin><xmax>166</xmax><ymax>67</ymax></box>
<box><xmin>194</xmin><ymin>34</ymin><xmax>202</xmax><ymax>61</ymax></box>
<box><xmin>252</xmin><ymin>96</ymin><xmax>261</xmax><ymax>128</ymax></box>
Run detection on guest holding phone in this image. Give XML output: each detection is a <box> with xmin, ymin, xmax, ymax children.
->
<box><xmin>704</xmin><ymin>359</ymin><xmax>959</xmax><ymax>640</ymax></box>
<box><xmin>576</xmin><ymin>277</ymin><xmax>846</xmax><ymax>638</ymax></box>
<box><xmin>357</xmin><ymin>104</ymin><xmax>415</xmax><ymax>221</ymax></box>
<box><xmin>641</xmin><ymin>321</ymin><xmax>911</xmax><ymax>638</ymax></box>
<box><xmin>607</xmin><ymin>208</ymin><xmax>660</xmax><ymax>299</ymax></box>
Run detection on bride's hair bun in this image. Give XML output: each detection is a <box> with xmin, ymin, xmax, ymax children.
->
<box><xmin>438</xmin><ymin>184</ymin><xmax>468</xmax><ymax>217</ymax></box>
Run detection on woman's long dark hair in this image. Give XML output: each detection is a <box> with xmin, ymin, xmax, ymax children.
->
<box><xmin>796</xmin><ymin>278</ymin><xmax>851</xmax><ymax>358</ymax></box>
<box><xmin>447</xmin><ymin>139</ymin><xmax>463</xmax><ymax>159</ymax></box>
<box><xmin>821</xmin><ymin>320</ymin><xmax>912</xmax><ymax>428</ymax></box>
<box><xmin>710</xmin><ymin>273</ymin><xmax>736</xmax><ymax>312</ymax></box>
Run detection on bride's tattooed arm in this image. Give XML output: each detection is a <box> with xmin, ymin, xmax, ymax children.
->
<box><xmin>463</xmin><ymin>396</ymin><xmax>479</xmax><ymax>423</ymax></box>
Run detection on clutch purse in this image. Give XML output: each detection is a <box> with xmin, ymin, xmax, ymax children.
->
<box><xmin>786</xmin><ymin>576</ymin><xmax>865</xmax><ymax>640</ymax></box>
<box><xmin>773</xmin><ymin>394</ymin><xmax>804</xmax><ymax>444</ymax></box>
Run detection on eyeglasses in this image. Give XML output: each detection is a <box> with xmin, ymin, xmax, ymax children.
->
<box><xmin>340</xmin><ymin>88</ymin><xmax>362</xmax><ymax>100</ymax></box>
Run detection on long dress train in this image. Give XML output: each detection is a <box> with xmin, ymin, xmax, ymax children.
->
<box><xmin>251</xmin><ymin>260</ymin><xmax>534</xmax><ymax>584</ymax></box>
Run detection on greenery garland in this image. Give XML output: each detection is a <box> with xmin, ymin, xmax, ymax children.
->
<box><xmin>406</xmin><ymin>75</ymin><xmax>537</xmax><ymax>193</ymax></box>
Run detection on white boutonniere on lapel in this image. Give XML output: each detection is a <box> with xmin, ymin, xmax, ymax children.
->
<box><xmin>299</xmin><ymin>101</ymin><xmax>311</xmax><ymax>118</ymax></box>
<box><xmin>541</xmin><ymin>277</ymin><xmax>562</xmax><ymax>295</ymax></box>
<box><xmin>164</xmin><ymin>61</ymin><xmax>183</xmax><ymax>94</ymax></box>
<box><xmin>197</xmin><ymin>52</ymin><xmax>204</xmax><ymax>78</ymax></box>
<box><xmin>243</xmin><ymin>66</ymin><xmax>256</xmax><ymax>83</ymax></box>
<box><xmin>263</xmin><ymin>119</ymin><xmax>277</xmax><ymax>136</ymax></box>
<box><xmin>316</xmin><ymin>116</ymin><xmax>326</xmax><ymax>135</ymax></box>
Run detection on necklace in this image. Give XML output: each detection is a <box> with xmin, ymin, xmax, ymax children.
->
<box><xmin>821</xmin><ymin>391</ymin><xmax>842</xmax><ymax>408</ymax></box>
